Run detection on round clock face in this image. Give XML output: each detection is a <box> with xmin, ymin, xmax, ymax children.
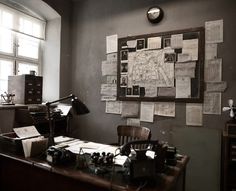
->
<box><xmin>147</xmin><ymin>7</ymin><xmax>163</xmax><ymax>23</ymax></box>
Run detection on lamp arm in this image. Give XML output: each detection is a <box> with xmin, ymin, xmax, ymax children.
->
<box><xmin>46</xmin><ymin>94</ymin><xmax>75</xmax><ymax>106</ymax></box>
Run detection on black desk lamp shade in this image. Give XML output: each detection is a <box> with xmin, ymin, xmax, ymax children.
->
<box><xmin>46</xmin><ymin>94</ymin><xmax>89</xmax><ymax>146</ymax></box>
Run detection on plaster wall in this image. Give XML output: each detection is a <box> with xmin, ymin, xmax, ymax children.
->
<box><xmin>70</xmin><ymin>0</ymin><xmax>236</xmax><ymax>190</ymax></box>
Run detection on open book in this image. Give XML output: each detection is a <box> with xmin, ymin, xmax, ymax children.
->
<box><xmin>13</xmin><ymin>126</ymin><xmax>48</xmax><ymax>158</ymax></box>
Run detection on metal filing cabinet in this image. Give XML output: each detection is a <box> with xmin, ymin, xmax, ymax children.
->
<box><xmin>8</xmin><ymin>75</ymin><xmax>43</xmax><ymax>104</ymax></box>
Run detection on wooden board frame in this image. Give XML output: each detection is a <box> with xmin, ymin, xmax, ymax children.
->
<box><xmin>117</xmin><ymin>27</ymin><xmax>205</xmax><ymax>103</ymax></box>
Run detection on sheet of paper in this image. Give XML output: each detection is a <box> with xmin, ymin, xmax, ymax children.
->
<box><xmin>175</xmin><ymin>62</ymin><xmax>196</xmax><ymax>78</ymax></box>
<box><xmin>101</xmin><ymin>84</ymin><xmax>117</xmax><ymax>96</ymax></box>
<box><xmin>101</xmin><ymin>95</ymin><xmax>116</xmax><ymax>101</ymax></box>
<box><xmin>203</xmin><ymin>92</ymin><xmax>221</xmax><ymax>115</ymax></box>
<box><xmin>14</xmin><ymin>126</ymin><xmax>40</xmax><ymax>139</ymax></box>
<box><xmin>106</xmin><ymin>76</ymin><xmax>117</xmax><ymax>84</ymax></box>
<box><xmin>106</xmin><ymin>53</ymin><xmax>117</xmax><ymax>62</ymax></box>
<box><xmin>186</xmin><ymin>103</ymin><xmax>202</xmax><ymax>126</ymax></box>
<box><xmin>157</xmin><ymin>87</ymin><xmax>176</xmax><ymax>97</ymax></box>
<box><xmin>127</xmin><ymin>40</ymin><xmax>137</xmax><ymax>48</ymax></box>
<box><xmin>54</xmin><ymin>136</ymin><xmax>75</xmax><ymax>144</ymax></box>
<box><xmin>121</xmin><ymin>101</ymin><xmax>139</xmax><ymax>118</ymax></box>
<box><xmin>205</xmin><ymin>81</ymin><xmax>227</xmax><ymax>92</ymax></box>
<box><xmin>147</xmin><ymin>37</ymin><xmax>162</xmax><ymax>49</ymax></box>
<box><xmin>204</xmin><ymin>59</ymin><xmax>222</xmax><ymax>82</ymax></box>
<box><xmin>175</xmin><ymin>77</ymin><xmax>191</xmax><ymax>98</ymax></box>
<box><xmin>182</xmin><ymin>39</ymin><xmax>198</xmax><ymax>61</ymax></box>
<box><xmin>205</xmin><ymin>44</ymin><xmax>217</xmax><ymax>60</ymax></box>
<box><xmin>177</xmin><ymin>53</ymin><xmax>192</xmax><ymax>62</ymax></box>
<box><xmin>105</xmin><ymin>101</ymin><xmax>122</xmax><ymax>114</ymax></box>
<box><xmin>101</xmin><ymin>63</ymin><xmax>117</xmax><ymax>76</ymax></box>
<box><xmin>171</xmin><ymin>34</ymin><xmax>183</xmax><ymax>49</ymax></box>
<box><xmin>154</xmin><ymin>102</ymin><xmax>175</xmax><ymax>117</ymax></box>
<box><xmin>127</xmin><ymin>118</ymin><xmax>140</xmax><ymax>126</ymax></box>
<box><xmin>145</xmin><ymin>85</ymin><xmax>158</xmax><ymax>97</ymax></box>
<box><xmin>205</xmin><ymin>19</ymin><xmax>223</xmax><ymax>44</ymax></box>
<box><xmin>106</xmin><ymin>34</ymin><xmax>118</xmax><ymax>54</ymax></box>
<box><xmin>56</xmin><ymin>104</ymin><xmax>72</xmax><ymax>116</ymax></box>
<box><xmin>140</xmin><ymin>102</ymin><xmax>154</xmax><ymax>123</ymax></box>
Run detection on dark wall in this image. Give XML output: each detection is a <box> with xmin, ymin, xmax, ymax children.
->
<box><xmin>69</xmin><ymin>0</ymin><xmax>236</xmax><ymax>191</ymax></box>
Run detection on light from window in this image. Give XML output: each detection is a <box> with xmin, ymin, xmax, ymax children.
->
<box><xmin>0</xmin><ymin>28</ymin><xmax>13</xmax><ymax>54</ymax></box>
<box><xmin>18</xmin><ymin>62</ymin><xmax>38</xmax><ymax>75</ymax></box>
<box><xmin>17</xmin><ymin>34</ymin><xmax>39</xmax><ymax>59</ymax></box>
<box><xmin>1</xmin><ymin>11</ymin><xmax>13</xmax><ymax>29</ymax></box>
<box><xmin>0</xmin><ymin>59</ymin><xmax>13</xmax><ymax>94</ymax></box>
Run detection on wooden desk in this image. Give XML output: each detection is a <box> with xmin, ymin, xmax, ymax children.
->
<box><xmin>0</xmin><ymin>151</ymin><xmax>189</xmax><ymax>191</ymax></box>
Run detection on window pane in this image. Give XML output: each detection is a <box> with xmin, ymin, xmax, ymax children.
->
<box><xmin>0</xmin><ymin>59</ymin><xmax>14</xmax><ymax>94</ymax></box>
<box><xmin>0</xmin><ymin>28</ymin><xmax>13</xmax><ymax>54</ymax></box>
<box><xmin>2</xmin><ymin>11</ymin><xmax>13</xmax><ymax>29</ymax></box>
<box><xmin>17</xmin><ymin>35</ymin><xmax>39</xmax><ymax>59</ymax></box>
<box><xmin>18</xmin><ymin>62</ymin><xmax>38</xmax><ymax>75</ymax></box>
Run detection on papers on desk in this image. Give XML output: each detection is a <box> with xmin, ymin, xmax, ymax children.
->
<box><xmin>55</xmin><ymin>137</ymin><xmax>128</xmax><ymax>166</ymax></box>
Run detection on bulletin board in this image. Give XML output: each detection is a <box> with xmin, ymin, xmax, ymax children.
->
<box><xmin>117</xmin><ymin>27</ymin><xmax>205</xmax><ymax>103</ymax></box>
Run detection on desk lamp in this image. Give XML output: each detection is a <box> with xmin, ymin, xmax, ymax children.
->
<box><xmin>46</xmin><ymin>94</ymin><xmax>89</xmax><ymax>146</ymax></box>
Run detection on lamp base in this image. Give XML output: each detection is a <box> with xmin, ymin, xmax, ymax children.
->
<box><xmin>48</xmin><ymin>136</ymin><xmax>55</xmax><ymax>147</ymax></box>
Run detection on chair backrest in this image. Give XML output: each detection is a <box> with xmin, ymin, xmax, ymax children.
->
<box><xmin>117</xmin><ymin>125</ymin><xmax>151</xmax><ymax>146</ymax></box>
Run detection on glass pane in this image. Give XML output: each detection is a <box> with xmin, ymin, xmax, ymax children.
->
<box><xmin>18</xmin><ymin>62</ymin><xmax>38</xmax><ymax>75</ymax></box>
<box><xmin>2</xmin><ymin>11</ymin><xmax>13</xmax><ymax>29</ymax></box>
<box><xmin>17</xmin><ymin>34</ymin><xmax>39</xmax><ymax>59</ymax></box>
<box><xmin>19</xmin><ymin>18</ymin><xmax>33</xmax><ymax>35</ymax></box>
<box><xmin>0</xmin><ymin>60</ymin><xmax>14</xmax><ymax>94</ymax></box>
<box><xmin>0</xmin><ymin>28</ymin><xmax>13</xmax><ymax>54</ymax></box>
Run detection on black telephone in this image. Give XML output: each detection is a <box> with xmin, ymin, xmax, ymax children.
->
<box><xmin>119</xmin><ymin>140</ymin><xmax>167</xmax><ymax>181</ymax></box>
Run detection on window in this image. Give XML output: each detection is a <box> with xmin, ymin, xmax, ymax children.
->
<box><xmin>0</xmin><ymin>3</ymin><xmax>45</xmax><ymax>95</ymax></box>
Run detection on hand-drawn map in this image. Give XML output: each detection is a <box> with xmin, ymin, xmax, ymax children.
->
<box><xmin>128</xmin><ymin>49</ymin><xmax>174</xmax><ymax>88</ymax></box>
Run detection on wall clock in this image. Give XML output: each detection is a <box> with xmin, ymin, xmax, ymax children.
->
<box><xmin>147</xmin><ymin>6</ymin><xmax>164</xmax><ymax>24</ymax></box>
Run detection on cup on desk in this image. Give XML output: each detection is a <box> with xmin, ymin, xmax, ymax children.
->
<box><xmin>29</xmin><ymin>70</ymin><xmax>36</xmax><ymax>76</ymax></box>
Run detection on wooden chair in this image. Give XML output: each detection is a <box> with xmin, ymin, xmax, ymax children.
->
<box><xmin>117</xmin><ymin>125</ymin><xmax>151</xmax><ymax>146</ymax></box>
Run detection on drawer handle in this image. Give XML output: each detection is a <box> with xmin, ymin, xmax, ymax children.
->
<box><xmin>36</xmin><ymin>98</ymin><xmax>41</xmax><ymax>101</ymax></box>
<box><xmin>28</xmin><ymin>99</ymin><xmax>32</xmax><ymax>101</ymax></box>
<box><xmin>28</xmin><ymin>91</ymin><xmax>33</xmax><ymax>94</ymax></box>
<box><xmin>37</xmin><ymin>91</ymin><xmax>41</xmax><ymax>94</ymax></box>
<box><xmin>28</xmin><ymin>83</ymin><xmax>33</xmax><ymax>86</ymax></box>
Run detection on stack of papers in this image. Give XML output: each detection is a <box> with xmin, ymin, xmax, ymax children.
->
<box><xmin>53</xmin><ymin>136</ymin><xmax>128</xmax><ymax>166</ymax></box>
<box><xmin>22</xmin><ymin>136</ymin><xmax>48</xmax><ymax>157</ymax></box>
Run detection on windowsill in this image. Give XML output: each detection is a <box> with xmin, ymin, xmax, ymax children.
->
<box><xmin>0</xmin><ymin>104</ymin><xmax>28</xmax><ymax>110</ymax></box>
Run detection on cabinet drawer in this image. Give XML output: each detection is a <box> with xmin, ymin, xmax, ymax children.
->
<box><xmin>230</xmin><ymin>141</ymin><xmax>236</xmax><ymax>162</ymax></box>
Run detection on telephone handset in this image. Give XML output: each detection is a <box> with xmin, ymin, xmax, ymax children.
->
<box><xmin>120</xmin><ymin>140</ymin><xmax>159</xmax><ymax>159</ymax></box>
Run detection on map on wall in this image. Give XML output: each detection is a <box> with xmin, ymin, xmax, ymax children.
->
<box><xmin>117</xmin><ymin>27</ymin><xmax>205</xmax><ymax>102</ymax></box>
